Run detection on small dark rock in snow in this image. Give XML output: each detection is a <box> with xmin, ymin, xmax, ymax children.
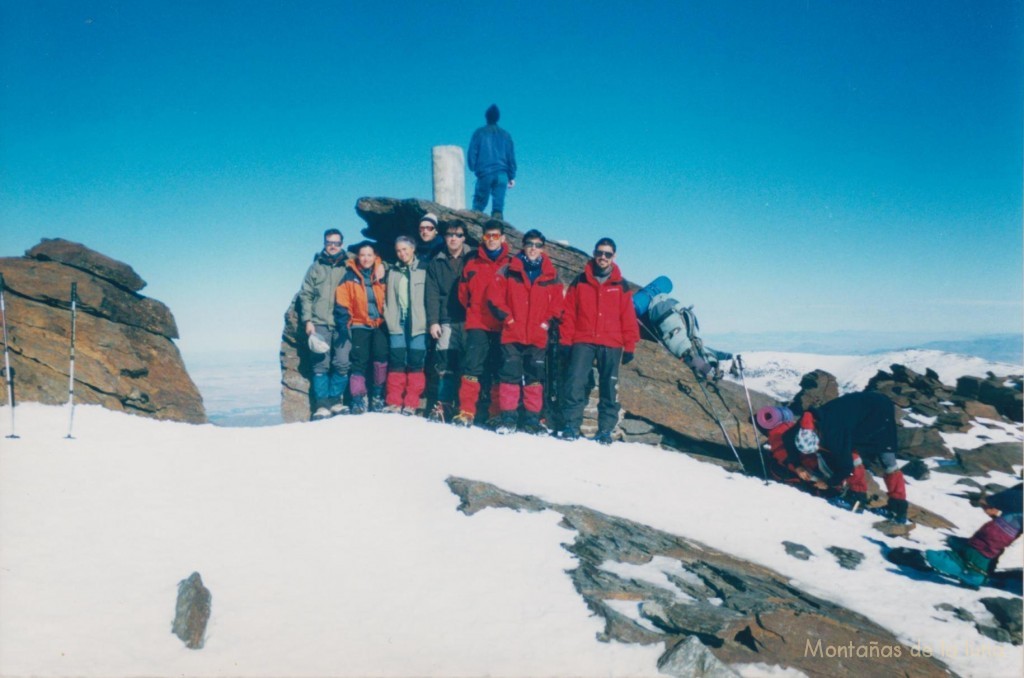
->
<box><xmin>172</xmin><ymin>572</ymin><xmax>211</xmax><ymax>650</ymax></box>
<box><xmin>980</xmin><ymin>597</ymin><xmax>1023</xmax><ymax>645</ymax></box>
<box><xmin>935</xmin><ymin>603</ymin><xmax>975</xmax><ymax>622</ymax></box>
<box><xmin>782</xmin><ymin>541</ymin><xmax>813</xmax><ymax>561</ymax></box>
<box><xmin>826</xmin><ymin>546</ymin><xmax>865</xmax><ymax>570</ymax></box>
<box><xmin>901</xmin><ymin>458</ymin><xmax>931</xmax><ymax>481</ymax></box>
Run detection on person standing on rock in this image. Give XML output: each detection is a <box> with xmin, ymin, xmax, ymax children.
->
<box><xmin>383</xmin><ymin>236</ymin><xmax>428</xmax><ymax>415</ymax></box>
<box><xmin>558</xmin><ymin>237</ymin><xmax>639</xmax><ymax>444</ymax></box>
<box><xmin>299</xmin><ymin>228</ymin><xmax>352</xmax><ymax>420</ymax></box>
<box><xmin>776</xmin><ymin>391</ymin><xmax>910</xmax><ymax>523</ymax></box>
<box><xmin>452</xmin><ymin>220</ymin><xmax>512</xmax><ymax>427</ymax></box>
<box><xmin>467</xmin><ymin>104</ymin><xmax>516</xmax><ymax>221</ymax></box>
<box><xmin>486</xmin><ymin>229</ymin><xmax>563</xmax><ymax>435</ymax></box>
<box><xmin>425</xmin><ymin>220</ymin><xmax>472</xmax><ymax>422</ymax></box>
<box><xmin>334</xmin><ymin>242</ymin><xmax>389</xmax><ymax>414</ymax></box>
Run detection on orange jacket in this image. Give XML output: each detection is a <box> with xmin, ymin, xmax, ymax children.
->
<box><xmin>335</xmin><ymin>258</ymin><xmax>386</xmax><ymax>329</ymax></box>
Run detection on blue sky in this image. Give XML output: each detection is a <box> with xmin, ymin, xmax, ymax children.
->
<box><xmin>2</xmin><ymin>1</ymin><xmax>1021</xmax><ymax>363</ymax></box>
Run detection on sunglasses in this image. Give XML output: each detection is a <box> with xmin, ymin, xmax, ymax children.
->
<box><xmin>445</xmin><ymin>232</ymin><xmax>466</xmax><ymax>239</ymax></box>
<box><xmin>324</xmin><ymin>240</ymin><xmax>343</xmax><ymax>248</ymax></box>
<box><xmin>419</xmin><ymin>225</ymin><xmax>436</xmax><ymax>232</ymax></box>
<box><xmin>524</xmin><ymin>240</ymin><xmax>545</xmax><ymax>249</ymax></box>
<box><xmin>482</xmin><ymin>233</ymin><xmax>503</xmax><ymax>242</ymax></box>
<box><xmin>593</xmin><ymin>250</ymin><xmax>615</xmax><ymax>259</ymax></box>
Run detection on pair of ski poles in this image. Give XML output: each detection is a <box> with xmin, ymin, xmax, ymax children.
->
<box><xmin>0</xmin><ymin>273</ymin><xmax>79</xmax><ymax>440</ymax></box>
<box><xmin>637</xmin><ymin>313</ymin><xmax>768</xmax><ymax>483</ymax></box>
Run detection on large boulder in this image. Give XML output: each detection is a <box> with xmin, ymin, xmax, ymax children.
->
<box><xmin>279</xmin><ymin>197</ymin><xmax>770</xmax><ymax>466</ymax></box>
<box><xmin>0</xmin><ymin>240</ymin><xmax>205</xmax><ymax>423</ymax></box>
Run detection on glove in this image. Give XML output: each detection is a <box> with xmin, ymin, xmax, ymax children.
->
<box><xmin>622</xmin><ymin>352</ymin><xmax>634</xmax><ymax>365</ymax></box>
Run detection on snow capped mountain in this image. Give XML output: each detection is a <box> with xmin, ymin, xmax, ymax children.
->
<box><xmin>723</xmin><ymin>349</ymin><xmax>1021</xmax><ymax>402</ymax></box>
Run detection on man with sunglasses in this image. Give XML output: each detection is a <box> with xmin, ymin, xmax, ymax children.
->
<box><xmin>486</xmin><ymin>229</ymin><xmax>563</xmax><ymax>434</ymax></box>
<box><xmin>452</xmin><ymin>220</ymin><xmax>511</xmax><ymax>427</ymax></box>
<box><xmin>298</xmin><ymin>228</ymin><xmax>352</xmax><ymax>420</ymax></box>
<box><xmin>425</xmin><ymin>220</ymin><xmax>472</xmax><ymax>422</ymax></box>
<box><xmin>559</xmin><ymin>237</ymin><xmax>640</xmax><ymax>443</ymax></box>
<box><xmin>415</xmin><ymin>212</ymin><xmax>445</xmax><ymax>263</ymax></box>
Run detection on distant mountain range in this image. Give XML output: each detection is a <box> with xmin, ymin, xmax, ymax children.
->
<box><xmin>705</xmin><ymin>331</ymin><xmax>1022</xmax><ymax>365</ymax></box>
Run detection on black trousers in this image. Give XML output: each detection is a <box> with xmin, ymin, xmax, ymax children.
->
<box><xmin>498</xmin><ymin>343</ymin><xmax>546</xmax><ymax>385</ymax></box>
<box><xmin>350</xmin><ymin>325</ymin><xmax>389</xmax><ymax>376</ymax></box>
<box><xmin>461</xmin><ymin>329</ymin><xmax>502</xmax><ymax>381</ymax></box>
<box><xmin>561</xmin><ymin>343</ymin><xmax>623</xmax><ymax>433</ymax></box>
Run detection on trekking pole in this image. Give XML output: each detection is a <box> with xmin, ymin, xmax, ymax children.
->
<box><xmin>736</xmin><ymin>354</ymin><xmax>768</xmax><ymax>484</ymax></box>
<box><xmin>0</xmin><ymin>272</ymin><xmax>19</xmax><ymax>439</ymax></box>
<box><xmin>66</xmin><ymin>282</ymin><xmax>77</xmax><ymax>439</ymax></box>
<box><xmin>638</xmin><ymin>314</ymin><xmax>746</xmax><ymax>473</ymax></box>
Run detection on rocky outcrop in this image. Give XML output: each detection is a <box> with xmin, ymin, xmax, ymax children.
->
<box><xmin>788</xmin><ymin>369</ymin><xmax>839</xmax><ymax>413</ymax></box>
<box><xmin>446</xmin><ymin>476</ymin><xmax>951</xmax><ymax>677</ymax></box>
<box><xmin>0</xmin><ymin>239</ymin><xmax>205</xmax><ymax>423</ymax></box>
<box><xmin>280</xmin><ymin>198</ymin><xmax>771</xmax><ymax>467</ymax></box>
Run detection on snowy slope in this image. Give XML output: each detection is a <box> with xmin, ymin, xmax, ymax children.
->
<box><xmin>1</xmin><ymin>404</ymin><xmax>1021</xmax><ymax>677</ymax></box>
<box><xmin>723</xmin><ymin>349</ymin><xmax>1021</xmax><ymax>402</ymax></box>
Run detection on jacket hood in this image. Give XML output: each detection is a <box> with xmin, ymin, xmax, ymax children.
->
<box><xmin>315</xmin><ymin>249</ymin><xmax>348</xmax><ymax>267</ymax></box>
<box><xmin>475</xmin><ymin>241</ymin><xmax>510</xmax><ymax>261</ymax></box>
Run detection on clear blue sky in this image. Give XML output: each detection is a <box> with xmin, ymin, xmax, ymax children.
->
<box><xmin>2</xmin><ymin>1</ymin><xmax>1021</xmax><ymax>362</ymax></box>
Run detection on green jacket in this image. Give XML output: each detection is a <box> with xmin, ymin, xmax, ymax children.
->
<box><xmin>384</xmin><ymin>257</ymin><xmax>427</xmax><ymax>336</ymax></box>
<box><xmin>299</xmin><ymin>250</ymin><xmax>350</xmax><ymax>329</ymax></box>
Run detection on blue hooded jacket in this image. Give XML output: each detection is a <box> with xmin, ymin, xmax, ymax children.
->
<box><xmin>467</xmin><ymin>124</ymin><xmax>516</xmax><ymax>179</ymax></box>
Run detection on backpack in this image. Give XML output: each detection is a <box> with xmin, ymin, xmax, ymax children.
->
<box><xmin>646</xmin><ymin>293</ymin><xmax>731</xmax><ymax>378</ymax></box>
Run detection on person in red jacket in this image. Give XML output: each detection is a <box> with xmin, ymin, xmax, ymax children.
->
<box><xmin>559</xmin><ymin>237</ymin><xmax>640</xmax><ymax>444</ymax></box>
<box><xmin>452</xmin><ymin>220</ymin><xmax>512</xmax><ymax>427</ymax></box>
<box><xmin>486</xmin><ymin>229</ymin><xmax>563</xmax><ymax>434</ymax></box>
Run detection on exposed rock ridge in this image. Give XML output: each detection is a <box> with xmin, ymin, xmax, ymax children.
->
<box><xmin>0</xmin><ymin>239</ymin><xmax>205</xmax><ymax>423</ymax></box>
<box><xmin>446</xmin><ymin>476</ymin><xmax>951</xmax><ymax>677</ymax></box>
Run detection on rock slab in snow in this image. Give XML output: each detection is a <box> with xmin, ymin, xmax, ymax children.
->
<box><xmin>172</xmin><ymin>572</ymin><xmax>211</xmax><ymax>650</ymax></box>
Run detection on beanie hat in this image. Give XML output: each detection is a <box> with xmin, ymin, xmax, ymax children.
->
<box><xmin>755</xmin><ymin>406</ymin><xmax>795</xmax><ymax>431</ymax></box>
<box><xmin>485</xmin><ymin>104</ymin><xmax>500</xmax><ymax>124</ymax></box>
<box><xmin>419</xmin><ymin>213</ymin><xmax>439</xmax><ymax>228</ymax></box>
<box><xmin>308</xmin><ymin>334</ymin><xmax>330</xmax><ymax>354</ymax></box>
<box><xmin>795</xmin><ymin>428</ymin><xmax>820</xmax><ymax>455</ymax></box>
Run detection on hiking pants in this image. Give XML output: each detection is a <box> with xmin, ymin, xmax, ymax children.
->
<box><xmin>497</xmin><ymin>343</ymin><xmax>546</xmax><ymax>414</ymax></box>
<box><xmin>433</xmin><ymin>322</ymin><xmax>466</xmax><ymax>404</ymax></box>
<box><xmin>349</xmin><ymin>325</ymin><xmax>388</xmax><ymax>397</ymax></box>
<box><xmin>311</xmin><ymin>324</ymin><xmax>351</xmax><ymax>401</ymax></box>
<box><xmin>561</xmin><ymin>343</ymin><xmax>623</xmax><ymax>434</ymax></box>
<box><xmin>472</xmin><ymin>171</ymin><xmax>509</xmax><ymax>214</ymax></box>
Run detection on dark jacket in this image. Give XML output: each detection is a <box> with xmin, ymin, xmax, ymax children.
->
<box><xmin>416</xmin><ymin>237</ymin><xmax>445</xmax><ymax>264</ymax></box>
<box><xmin>467</xmin><ymin>124</ymin><xmax>516</xmax><ymax>179</ymax></box>
<box><xmin>559</xmin><ymin>261</ymin><xmax>639</xmax><ymax>352</ymax></box>
<box><xmin>781</xmin><ymin>392</ymin><xmax>897</xmax><ymax>489</ymax></box>
<box><xmin>459</xmin><ymin>242</ymin><xmax>511</xmax><ymax>332</ymax></box>
<box><xmin>487</xmin><ymin>253</ymin><xmax>563</xmax><ymax>348</ymax></box>
<box><xmin>426</xmin><ymin>244</ymin><xmax>471</xmax><ymax>326</ymax></box>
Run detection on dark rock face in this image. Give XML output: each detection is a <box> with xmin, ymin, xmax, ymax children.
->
<box><xmin>958</xmin><ymin>374</ymin><xmax>1024</xmax><ymax>423</ymax></box>
<box><xmin>979</xmin><ymin>597</ymin><xmax>1023</xmax><ymax>646</ymax></box>
<box><xmin>826</xmin><ymin>546</ymin><xmax>865</xmax><ymax>570</ymax></box>
<box><xmin>946</xmin><ymin>443</ymin><xmax>1024</xmax><ymax>478</ymax></box>
<box><xmin>172</xmin><ymin>572</ymin><xmax>211</xmax><ymax>650</ymax></box>
<box><xmin>280</xmin><ymin>197</ymin><xmax>773</xmax><ymax>465</ymax></box>
<box><xmin>789</xmin><ymin>369</ymin><xmax>839</xmax><ymax>413</ymax></box>
<box><xmin>446</xmin><ymin>476</ymin><xmax>951</xmax><ymax>677</ymax></box>
<box><xmin>1</xmin><ymin>240</ymin><xmax>205</xmax><ymax>423</ymax></box>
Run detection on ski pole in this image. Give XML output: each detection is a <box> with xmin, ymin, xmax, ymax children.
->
<box><xmin>638</xmin><ymin>314</ymin><xmax>746</xmax><ymax>473</ymax></box>
<box><xmin>66</xmin><ymin>282</ymin><xmax>77</xmax><ymax>439</ymax></box>
<box><xmin>0</xmin><ymin>272</ymin><xmax>19</xmax><ymax>439</ymax></box>
<box><xmin>736</xmin><ymin>354</ymin><xmax>768</xmax><ymax>484</ymax></box>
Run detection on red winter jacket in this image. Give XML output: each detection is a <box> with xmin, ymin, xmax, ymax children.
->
<box><xmin>559</xmin><ymin>261</ymin><xmax>639</xmax><ymax>352</ymax></box>
<box><xmin>458</xmin><ymin>242</ymin><xmax>511</xmax><ymax>332</ymax></box>
<box><xmin>486</xmin><ymin>253</ymin><xmax>564</xmax><ymax>348</ymax></box>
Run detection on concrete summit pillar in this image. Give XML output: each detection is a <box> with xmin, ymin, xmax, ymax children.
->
<box><xmin>432</xmin><ymin>145</ymin><xmax>466</xmax><ymax>210</ymax></box>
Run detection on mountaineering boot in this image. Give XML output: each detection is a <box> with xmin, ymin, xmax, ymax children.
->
<box><xmin>452</xmin><ymin>411</ymin><xmax>474</xmax><ymax>428</ymax></box>
<box><xmin>349</xmin><ymin>395</ymin><xmax>367</xmax><ymax>415</ymax></box>
<box><xmin>429</xmin><ymin>401</ymin><xmax>451</xmax><ymax>423</ymax></box>
<box><xmin>370</xmin><ymin>386</ymin><xmax>386</xmax><ymax>412</ymax></box>
<box><xmin>491</xmin><ymin>211</ymin><xmax>503</xmax><ymax>221</ymax></box>
<box><xmin>311</xmin><ymin>400</ymin><xmax>332</xmax><ymax>421</ymax></box>
<box><xmin>382</xmin><ymin>404</ymin><xmax>404</xmax><ymax>414</ymax></box>
<box><xmin>520</xmin><ymin>412</ymin><xmax>547</xmax><ymax>435</ymax></box>
<box><xmin>329</xmin><ymin>398</ymin><xmax>349</xmax><ymax>416</ymax></box>
<box><xmin>559</xmin><ymin>427</ymin><xmax>579</xmax><ymax>441</ymax></box>
<box><xmin>593</xmin><ymin>430</ymin><xmax>614</xmax><ymax>445</ymax></box>
<box><xmin>495</xmin><ymin>411</ymin><xmax>517</xmax><ymax>435</ymax></box>
<box><xmin>400</xmin><ymin>406</ymin><xmax>417</xmax><ymax>416</ymax></box>
<box><xmin>871</xmin><ymin>498</ymin><xmax>909</xmax><ymax>524</ymax></box>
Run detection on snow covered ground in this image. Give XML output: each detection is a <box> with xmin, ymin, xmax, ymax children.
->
<box><xmin>722</xmin><ymin>349</ymin><xmax>1021</xmax><ymax>402</ymax></box>
<box><xmin>1</xmin><ymin>402</ymin><xmax>1021</xmax><ymax>678</ymax></box>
